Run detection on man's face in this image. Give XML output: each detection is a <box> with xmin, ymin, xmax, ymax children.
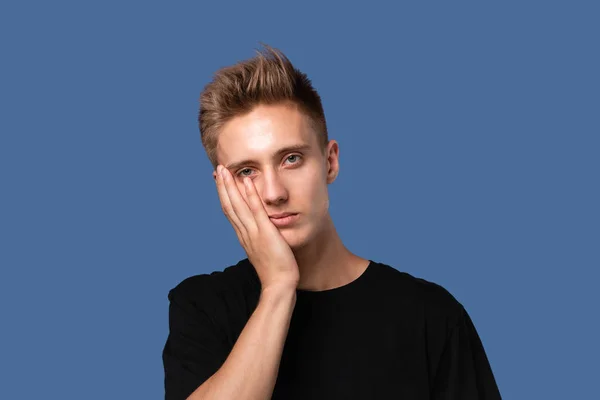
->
<box><xmin>215</xmin><ymin>103</ymin><xmax>339</xmax><ymax>250</ymax></box>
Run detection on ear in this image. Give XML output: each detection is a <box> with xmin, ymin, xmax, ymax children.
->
<box><xmin>325</xmin><ymin>140</ymin><xmax>340</xmax><ymax>184</ymax></box>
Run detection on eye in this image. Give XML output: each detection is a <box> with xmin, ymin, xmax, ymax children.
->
<box><xmin>285</xmin><ymin>154</ymin><xmax>302</xmax><ymax>164</ymax></box>
<box><xmin>237</xmin><ymin>168</ymin><xmax>254</xmax><ymax>177</ymax></box>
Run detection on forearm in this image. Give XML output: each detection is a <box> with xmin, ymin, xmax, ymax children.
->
<box><xmin>187</xmin><ymin>285</ymin><xmax>297</xmax><ymax>400</ymax></box>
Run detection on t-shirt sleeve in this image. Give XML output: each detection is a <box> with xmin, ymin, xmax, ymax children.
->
<box><xmin>431</xmin><ymin>306</ymin><xmax>502</xmax><ymax>400</ymax></box>
<box><xmin>162</xmin><ymin>281</ymin><xmax>230</xmax><ymax>400</ymax></box>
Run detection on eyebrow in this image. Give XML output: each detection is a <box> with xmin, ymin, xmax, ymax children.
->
<box><xmin>224</xmin><ymin>144</ymin><xmax>312</xmax><ymax>171</ymax></box>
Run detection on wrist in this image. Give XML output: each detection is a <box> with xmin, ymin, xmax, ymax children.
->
<box><xmin>260</xmin><ymin>283</ymin><xmax>297</xmax><ymax>302</ymax></box>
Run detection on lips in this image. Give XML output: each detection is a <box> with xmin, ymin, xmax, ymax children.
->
<box><xmin>268</xmin><ymin>213</ymin><xmax>299</xmax><ymax>227</ymax></box>
<box><xmin>268</xmin><ymin>212</ymin><xmax>296</xmax><ymax>219</ymax></box>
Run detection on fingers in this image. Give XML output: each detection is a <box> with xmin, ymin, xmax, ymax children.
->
<box><xmin>243</xmin><ymin>177</ymin><xmax>271</xmax><ymax>227</ymax></box>
<box><xmin>215</xmin><ymin>167</ymin><xmax>245</xmax><ymax>240</ymax></box>
<box><xmin>216</xmin><ymin>166</ymin><xmax>257</xmax><ymax>233</ymax></box>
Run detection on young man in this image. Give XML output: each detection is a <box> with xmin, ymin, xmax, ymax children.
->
<box><xmin>162</xmin><ymin>45</ymin><xmax>502</xmax><ymax>400</ymax></box>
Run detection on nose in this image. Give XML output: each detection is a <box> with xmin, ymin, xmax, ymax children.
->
<box><xmin>258</xmin><ymin>169</ymin><xmax>288</xmax><ymax>206</ymax></box>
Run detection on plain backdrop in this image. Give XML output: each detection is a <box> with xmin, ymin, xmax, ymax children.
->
<box><xmin>1</xmin><ymin>1</ymin><xmax>598</xmax><ymax>399</ymax></box>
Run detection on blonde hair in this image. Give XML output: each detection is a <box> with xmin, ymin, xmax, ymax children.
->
<box><xmin>198</xmin><ymin>44</ymin><xmax>328</xmax><ymax>168</ymax></box>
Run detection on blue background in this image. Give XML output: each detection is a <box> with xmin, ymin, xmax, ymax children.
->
<box><xmin>1</xmin><ymin>1</ymin><xmax>598</xmax><ymax>399</ymax></box>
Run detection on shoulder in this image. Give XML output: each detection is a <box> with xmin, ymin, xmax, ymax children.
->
<box><xmin>370</xmin><ymin>261</ymin><xmax>465</xmax><ymax>326</ymax></box>
<box><xmin>167</xmin><ymin>258</ymin><xmax>259</xmax><ymax>309</ymax></box>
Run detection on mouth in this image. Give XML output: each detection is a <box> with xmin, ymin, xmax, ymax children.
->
<box><xmin>268</xmin><ymin>213</ymin><xmax>299</xmax><ymax>227</ymax></box>
<box><xmin>269</xmin><ymin>212</ymin><xmax>295</xmax><ymax>219</ymax></box>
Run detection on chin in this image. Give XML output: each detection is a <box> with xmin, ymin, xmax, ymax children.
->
<box><xmin>280</xmin><ymin>227</ymin><xmax>312</xmax><ymax>251</ymax></box>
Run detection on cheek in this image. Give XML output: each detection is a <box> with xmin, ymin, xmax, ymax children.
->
<box><xmin>315</xmin><ymin>172</ymin><xmax>330</xmax><ymax>211</ymax></box>
<box><xmin>291</xmin><ymin>176</ymin><xmax>329</xmax><ymax>214</ymax></box>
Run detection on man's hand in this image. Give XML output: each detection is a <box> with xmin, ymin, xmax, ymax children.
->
<box><xmin>215</xmin><ymin>165</ymin><xmax>300</xmax><ymax>291</ymax></box>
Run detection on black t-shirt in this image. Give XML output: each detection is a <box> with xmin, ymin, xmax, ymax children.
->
<box><xmin>162</xmin><ymin>258</ymin><xmax>501</xmax><ymax>399</ymax></box>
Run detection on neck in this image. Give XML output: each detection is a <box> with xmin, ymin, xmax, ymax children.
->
<box><xmin>292</xmin><ymin>213</ymin><xmax>367</xmax><ymax>292</ymax></box>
